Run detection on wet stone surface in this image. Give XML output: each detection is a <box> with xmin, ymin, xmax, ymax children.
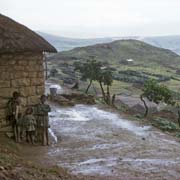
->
<box><xmin>48</xmin><ymin>104</ymin><xmax>180</xmax><ymax>179</ymax></box>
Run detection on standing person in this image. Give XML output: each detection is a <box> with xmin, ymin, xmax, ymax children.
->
<box><xmin>14</xmin><ymin>97</ymin><xmax>23</xmax><ymax>142</ymax></box>
<box><xmin>23</xmin><ymin>107</ymin><xmax>36</xmax><ymax>145</ymax></box>
<box><xmin>6</xmin><ymin>91</ymin><xmax>22</xmax><ymax>142</ymax></box>
<box><xmin>36</xmin><ymin>95</ymin><xmax>51</xmax><ymax>146</ymax></box>
<box><xmin>6</xmin><ymin>91</ymin><xmax>20</xmax><ymax>123</ymax></box>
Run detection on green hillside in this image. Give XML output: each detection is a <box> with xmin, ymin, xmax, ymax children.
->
<box><xmin>39</xmin><ymin>31</ymin><xmax>180</xmax><ymax>55</ymax></box>
<box><xmin>49</xmin><ymin>39</ymin><xmax>180</xmax><ymax>68</ymax></box>
<box><xmin>47</xmin><ymin>39</ymin><xmax>180</xmax><ymax>95</ymax></box>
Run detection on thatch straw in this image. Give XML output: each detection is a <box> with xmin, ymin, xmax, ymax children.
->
<box><xmin>0</xmin><ymin>14</ymin><xmax>57</xmax><ymax>54</ymax></box>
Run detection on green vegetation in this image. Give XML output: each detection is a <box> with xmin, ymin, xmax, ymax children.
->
<box><xmin>141</xmin><ymin>79</ymin><xmax>174</xmax><ymax>117</ymax></box>
<box><xmin>49</xmin><ymin>39</ymin><xmax>180</xmax><ymax>69</ymax></box>
<box><xmin>74</xmin><ymin>59</ymin><xmax>114</xmax><ymax>105</ymax></box>
<box><xmin>74</xmin><ymin>59</ymin><xmax>102</xmax><ymax>93</ymax></box>
<box><xmin>47</xmin><ymin>39</ymin><xmax>180</xmax><ymax>132</ymax></box>
<box><xmin>47</xmin><ymin>39</ymin><xmax>180</xmax><ymax>96</ymax></box>
<box><xmin>152</xmin><ymin>117</ymin><xmax>179</xmax><ymax>131</ymax></box>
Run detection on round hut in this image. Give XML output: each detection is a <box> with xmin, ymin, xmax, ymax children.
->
<box><xmin>0</xmin><ymin>14</ymin><xmax>57</xmax><ymax>128</ymax></box>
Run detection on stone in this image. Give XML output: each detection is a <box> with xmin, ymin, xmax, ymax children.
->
<box><xmin>8</xmin><ymin>60</ymin><xmax>16</xmax><ymax>65</ymax></box>
<box><xmin>25</xmin><ymin>64</ymin><xmax>43</xmax><ymax>72</ymax></box>
<box><xmin>24</xmin><ymin>65</ymin><xmax>34</xmax><ymax>72</ymax></box>
<box><xmin>0</xmin><ymin>109</ymin><xmax>6</xmax><ymax>119</ymax></box>
<box><xmin>0</xmin><ymin>126</ymin><xmax>12</xmax><ymax>132</ymax></box>
<box><xmin>19</xmin><ymin>86</ymin><xmax>36</xmax><ymax>97</ymax></box>
<box><xmin>36</xmin><ymin>86</ymin><xmax>45</xmax><ymax>95</ymax></box>
<box><xmin>0</xmin><ymin>53</ymin><xmax>45</xmax><ymax>128</ymax></box>
<box><xmin>28</xmin><ymin>60</ymin><xmax>38</xmax><ymax>65</ymax></box>
<box><xmin>62</xmin><ymin>93</ymin><xmax>95</xmax><ymax>104</ymax></box>
<box><xmin>13</xmin><ymin>65</ymin><xmax>24</xmax><ymax>71</ymax></box>
<box><xmin>0</xmin><ymin>80</ymin><xmax>10</xmax><ymax>88</ymax></box>
<box><xmin>11</xmin><ymin>78</ymin><xmax>30</xmax><ymax>87</ymax></box>
<box><xmin>131</xmin><ymin>104</ymin><xmax>145</xmax><ymax>113</ymax></box>
<box><xmin>51</xmin><ymin>95</ymin><xmax>74</xmax><ymax>106</ymax></box>
<box><xmin>0</xmin><ymin>59</ymin><xmax>9</xmax><ymax>66</ymax></box>
<box><xmin>0</xmin><ymin>98</ymin><xmax>9</xmax><ymax>109</ymax></box>
<box><xmin>18</xmin><ymin>60</ymin><xmax>28</xmax><ymax>66</ymax></box>
<box><xmin>0</xmin><ymin>88</ymin><xmax>18</xmax><ymax>98</ymax></box>
<box><xmin>30</xmin><ymin>78</ymin><xmax>44</xmax><ymax>86</ymax></box>
<box><xmin>0</xmin><ymin>72</ymin><xmax>10</xmax><ymax>80</ymax></box>
<box><xmin>37</xmin><ymin>60</ymin><xmax>43</xmax><ymax>65</ymax></box>
<box><xmin>0</xmin><ymin>66</ymin><xmax>6</xmax><ymax>72</ymax></box>
<box><xmin>38</xmin><ymin>65</ymin><xmax>44</xmax><ymax>71</ymax></box>
<box><xmin>28</xmin><ymin>72</ymin><xmax>37</xmax><ymax>78</ymax></box>
<box><xmin>37</xmin><ymin>71</ymin><xmax>44</xmax><ymax>78</ymax></box>
<box><xmin>13</xmin><ymin>72</ymin><xmax>29</xmax><ymax>79</ymax></box>
<box><xmin>27</xmin><ymin>96</ymin><xmax>40</xmax><ymax>105</ymax></box>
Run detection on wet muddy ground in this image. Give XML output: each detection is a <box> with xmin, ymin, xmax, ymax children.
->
<box><xmin>47</xmin><ymin>104</ymin><xmax>180</xmax><ymax>180</ymax></box>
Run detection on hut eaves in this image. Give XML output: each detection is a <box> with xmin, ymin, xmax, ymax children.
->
<box><xmin>0</xmin><ymin>14</ymin><xmax>57</xmax><ymax>54</ymax></box>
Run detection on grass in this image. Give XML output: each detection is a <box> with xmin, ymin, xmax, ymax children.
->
<box><xmin>152</xmin><ymin>117</ymin><xmax>179</xmax><ymax>131</ymax></box>
<box><xmin>163</xmin><ymin>79</ymin><xmax>180</xmax><ymax>92</ymax></box>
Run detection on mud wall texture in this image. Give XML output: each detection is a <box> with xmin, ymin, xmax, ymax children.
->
<box><xmin>0</xmin><ymin>53</ymin><xmax>45</xmax><ymax>128</ymax></box>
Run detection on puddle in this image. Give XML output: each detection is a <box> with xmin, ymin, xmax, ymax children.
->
<box><xmin>120</xmin><ymin>158</ymin><xmax>180</xmax><ymax>165</ymax></box>
<box><xmin>49</xmin><ymin>104</ymin><xmax>151</xmax><ymax>136</ymax></box>
<box><xmin>90</xmin><ymin>142</ymin><xmax>127</xmax><ymax>150</ymax></box>
<box><xmin>59</xmin><ymin>157</ymin><xmax>118</xmax><ymax>176</ymax></box>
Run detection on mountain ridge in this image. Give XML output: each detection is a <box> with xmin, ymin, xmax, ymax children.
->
<box><xmin>37</xmin><ymin>31</ymin><xmax>180</xmax><ymax>55</ymax></box>
<box><xmin>48</xmin><ymin>39</ymin><xmax>180</xmax><ymax>69</ymax></box>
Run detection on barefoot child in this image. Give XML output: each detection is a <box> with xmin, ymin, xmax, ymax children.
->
<box><xmin>24</xmin><ymin>107</ymin><xmax>36</xmax><ymax>144</ymax></box>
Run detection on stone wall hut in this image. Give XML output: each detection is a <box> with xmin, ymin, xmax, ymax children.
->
<box><xmin>0</xmin><ymin>14</ymin><xmax>57</xmax><ymax>128</ymax></box>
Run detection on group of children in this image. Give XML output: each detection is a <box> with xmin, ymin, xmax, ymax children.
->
<box><xmin>6</xmin><ymin>92</ymin><xmax>51</xmax><ymax>146</ymax></box>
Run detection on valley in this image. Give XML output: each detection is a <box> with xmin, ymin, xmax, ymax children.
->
<box><xmin>46</xmin><ymin>39</ymin><xmax>180</xmax><ymax>97</ymax></box>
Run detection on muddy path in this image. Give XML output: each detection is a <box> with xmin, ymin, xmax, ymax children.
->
<box><xmin>44</xmin><ymin>103</ymin><xmax>180</xmax><ymax>180</ymax></box>
<box><xmin>19</xmin><ymin>82</ymin><xmax>179</xmax><ymax>179</ymax></box>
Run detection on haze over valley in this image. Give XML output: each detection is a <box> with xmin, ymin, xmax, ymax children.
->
<box><xmin>38</xmin><ymin>31</ymin><xmax>180</xmax><ymax>55</ymax></box>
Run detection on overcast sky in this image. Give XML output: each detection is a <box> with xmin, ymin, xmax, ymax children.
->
<box><xmin>1</xmin><ymin>0</ymin><xmax>180</xmax><ymax>38</ymax></box>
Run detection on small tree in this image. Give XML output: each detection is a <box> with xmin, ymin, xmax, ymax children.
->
<box><xmin>174</xmin><ymin>103</ymin><xmax>180</xmax><ymax>127</ymax></box>
<box><xmin>74</xmin><ymin>59</ymin><xmax>101</xmax><ymax>94</ymax></box>
<box><xmin>74</xmin><ymin>59</ymin><xmax>114</xmax><ymax>105</ymax></box>
<box><xmin>141</xmin><ymin>79</ymin><xmax>174</xmax><ymax>117</ymax></box>
<box><xmin>97</xmin><ymin>67</ymin><xmax>113</xmax><ymax>105</ymax></box>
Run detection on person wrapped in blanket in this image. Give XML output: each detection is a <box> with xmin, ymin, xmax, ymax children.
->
<box><xmin>6</xmin><ymin>91</ymin><xmax>23</xmax><ymax>142</ymax></box>
<box><xmin>36</xmin><ymin>95</ymin><xmax>51</xmax><ymax>146</ymax></box>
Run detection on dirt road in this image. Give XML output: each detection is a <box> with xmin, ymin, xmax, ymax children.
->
<box><xmin>47</xmin><ymin>104</ymin><xmax>180</xmax><ymax>180</ymax></box>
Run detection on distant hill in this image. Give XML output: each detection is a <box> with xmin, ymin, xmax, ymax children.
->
<box><xmin>37</xmin><ymin>31</ymin><xmax>115</xmax><ymax>52</ymax></box>
<box><xmin>142</xmin><ymin>36</ymin><xmax>180</xmax><ymax>55</ymax></box>
<box><xmin>48</xmin><ymin>39</ymin><xmax>180</xmax><ymax>69</ymax></box>
<box><xmin>47</xmin><ymin>39</ymin><xmax>180</xmax><ymax>94</ymax></box>
<box><xmin>38</xmin><ymin>31</ymin><xmax>180</xmax><ymax>55</ymax></box>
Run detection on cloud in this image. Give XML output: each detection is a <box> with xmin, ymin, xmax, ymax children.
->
<box><xmin>1</xmin><ymin>0</ymin><xmax>180</xmax><ymax>37</ymax></box>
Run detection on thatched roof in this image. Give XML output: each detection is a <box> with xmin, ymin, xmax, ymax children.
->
<box><xmin>0</xmin><ymin>14</ymin><xmax>57</xmax><ymax>54</ymax></box>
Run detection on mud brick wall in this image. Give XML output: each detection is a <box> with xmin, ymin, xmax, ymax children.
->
<box><xmin>0</xmin><ymin>53</ymin><xmax>45</xmax><ymax>128</ymax></box>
